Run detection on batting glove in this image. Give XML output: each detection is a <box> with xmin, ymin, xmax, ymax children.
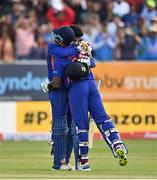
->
<box><xmin>41</xmin><ymin>81</ymin><xmax>49</xmax><ymax>93</ymax></box>
<box><xmin>78</xmin><ymin>53</ymin><xmax>91</xmax><ymax>66</ymax></box>
<box><xmin>77</xmin><ymin>41</ymin><xmax>92</xmax><ymax>56</ymax></box>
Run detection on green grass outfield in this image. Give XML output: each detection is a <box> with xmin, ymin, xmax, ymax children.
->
<box><xmin>0</xmin><ymin>139</ymin><xmax>157</xmax><ymax>179</ymax></box>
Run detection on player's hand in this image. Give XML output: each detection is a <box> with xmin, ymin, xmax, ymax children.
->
<box><xmin>41</xmin><ymin>81</ymin><xmax>49</xmax><ymax>93</ymax></box>
<box><xmin>78</xmin><ymin>53</ymin><xmax>91</xmax><ymax>66</ymax></box>
<box><xmin>77</xmin><ymin>41</ymin><xmax>92</xmax><ymax>56</ymax></box>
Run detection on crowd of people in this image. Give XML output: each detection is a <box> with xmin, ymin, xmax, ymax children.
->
<box><xmin>0</xmin><ymin>0</ymin><xmax>157</xmax><ymax>63</ymax></box>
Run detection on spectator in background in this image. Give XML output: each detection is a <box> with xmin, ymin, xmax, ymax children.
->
<box><xmin>139</xmin><ymin>25</ymin><xmax>157</xmax><ymax>60</ymax></box>
<box><xmin>112</xmin><ymin>0</ymin><xmax>130</xmax><ymax>17</ymax></box>
<box><xmin>73</xmin><ymin>1</ymin><xmax>113</xmax><ymax>24</ymax></box>
<box><xmin>141</xmin><ymin>0</ymin><xmax>157</xmax><ymax>26</ymax></box>
<box><xmin>84</xmin><ymin>13</ymin><xmax>116</xmax><ymax>61</ymax></box>
<box><xmin>92</xmin><ymin>25</ymin><xmax>116</xmax><ymax>61</ymax></box>
<box><xmin>35</xmin><ymin>0</ymin><xmax>49</xmax><ymax>25</ymax></box>
<box><xmin>28</xmin><ymin>35</ymin><xmax>47</xmax><ymax>60</ymax></box>
<box><xmin>46</xmin><ymin>0</ymin><xmax>75</xmax><ymax>28</ymax></box>
<box><xmin>0</xmin><ymin>22</ymin><xmax>15</xmax><ymax>63</ymax></box>
<box><xmin>87</xmin><ymin>13</ymin><xmax>102</xmax><ymax>37</ymax></box>
<box><xmin>79</xmin><ymin>0</ymin><xmax>96</xmax><ymax>24</ymax></box>
<box><xmin>150</xmin><ymin>16</ymin><xmax>157</xmax><ymax>26</ymax></box>
<box><xmin>28</xmin><ymin>9</ymin><xmax>38</xmax><ymax>27</ymax></box>
<box><xmin>0</xmin><ymin>0</ymin><xmax>156</xmax><ymax>61</ymax></box>
<box><xmin>91</xmin><ymin>1</ymin><xmax>107</xmax><ymax>23</ymax></box>
<box><xmin>107</xmin><ymin>14</ymin><xmax>124</xmax><ymax>37</ymax></box>
<box><xmin>15</xmin><ymin>17</ymin><xmax>36</xmax><ymax>60</ymax></box>
<box><xmin>65</xmin><ymin>0</ymin><xmax>87</xmax><ymax>24</ymax></box>
<box><xmin>104</xmin><ymin>1</ymin><xmax>114</xmax><ymax>22</ymax></box>
<box><xmin>127</xmin><ymin>0</ymin><xmax>144</xmax><ymax>13</ymax></box>
<box><xmin>0</xmin><ymin>0</ymin><xmax>12</xmax><ymax>16</ymax></box>
<box><xmin>122</xmin><ymin>4</ymin><xmax>140</xmax><ymax>27</ymax></box>
<box><xmin>117</xmin><ymin>26</ymin><xmax>141</xmax><ymax>60</ymax></box>
<box><xmin>10</xmin><ymin>2</ymin><xmax>25</xmax><ymax>24</ymax></box>
<box><xmin>39</xmin><ymin>22</ymin><xmax>54</xmax><ymax>43</ymax></box>
<box><xmin>138</xmin><ymin>16</ymin><xmax>148</xmax><ymax>36</ymax></box>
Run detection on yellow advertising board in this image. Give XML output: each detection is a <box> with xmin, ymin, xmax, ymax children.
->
<box><xmin>92</xmin><ymin>62</ymin><xmax>157</xmax><ymax>100</ymax></box>
<box><xmin>94</xmin><ymin>101</ymin><xmax>157</xmax><ymax>134</ymax></box>
<box><xmin>16</xmin><ymin>101</ymin><xmax>157</xmax><ymax>134</ymax></box>
<box><xmin>16</xmin><ymin>102</ymin><xmax>52</xmax><ymax>132</ymax></box>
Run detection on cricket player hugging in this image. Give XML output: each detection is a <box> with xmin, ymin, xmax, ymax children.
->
<box><xmin>41</xmin><ymin>26</ymin><xmax>80</xmax><ymax>171</ymax></box>
<box><xmin>41</xmin><ymin>25</ymin><xmax>128</xmax><ymax>171</ymax></box>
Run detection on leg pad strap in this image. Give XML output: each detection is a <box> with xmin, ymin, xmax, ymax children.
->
<box><xmin>53</xmin><ymin>115</ymin><xmax>68</xmax><ymax>136</ymax></box>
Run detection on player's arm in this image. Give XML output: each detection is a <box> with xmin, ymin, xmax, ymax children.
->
<box><xmin>41</xmin><ymin>57</ymin><xmax>63</xmax><ymax>92</ymax></box>
<box><xmin>41</xmin><ymin>76</ymin><xmax>61</xmax><ymax>92</ymax></box>
<box><xmin>77</xmin><ymin>55</ymin><xmax>96</xmax><ymax>68</ymax></box>
<box><xmin>48</xmin><ymin>43</ymin><xmax>79</xmax><ymax>58</ymax></box>
<box><xmin>46</xmin><ymin>53</ymin><xmax>54</xmax><ymax>81</ymax></box>
<box><xmin>90</xmin><ymin>58</ymin><xmax>96</xmax><ymax>68</ymax></box>
<box><xmin>48</xmin><ymin>57</ymin><xmax>64</xmax><ymax>90</ymax></box>
<box><xmin>77</xmin><ymin>40</ymin><xmax>96</xmax><ymax>68</ymax></box>
<box><xmin>47</xmin><ymin>76</ymin><xmax>61</xmax><ymax>90</ymax></box>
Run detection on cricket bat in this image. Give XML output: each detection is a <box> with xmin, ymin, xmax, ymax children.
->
<box><xmin>88</xmin><ymin>80</ymin><xmax>102</xmax><ymax>148</ymax></box>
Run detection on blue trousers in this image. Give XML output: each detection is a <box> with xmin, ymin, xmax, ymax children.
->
<box><xmin>68</xmin><ymin>80</ymin><xmax>113</xmax><ymax>161</ymax></box>
<box><xmin>49</xmin><ymin>85</ymin><xmax>79</xmax><ymax>168</ymax></box>
<box><xmin>68</xmin><ymin>80</ymin><xmax>110</xmax><ymax>130</ymax></box>
<box><xmin>49</xmin><ymin>86</ymin><xmax>69</xmax><ymax>169</ymax></box>
<box><xmin>49</xmin><ymin>86</ymin><xmax>68</xmax><ymax>123</ymax></box>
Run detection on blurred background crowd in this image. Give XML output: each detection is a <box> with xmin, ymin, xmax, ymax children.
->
<box><xmin>0</xmin><ymin>0</ymin><xmax>157</xmax><ymax>63</ymax></box>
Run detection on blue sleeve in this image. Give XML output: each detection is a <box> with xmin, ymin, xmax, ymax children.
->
<box><xmin>90</xmin><ymin>58</ymin><xmax>96</xmax><ymax>68</ymax></box>
<box><xmin>48</xmin><ymin>43</ymin><xmax>79</xmax><ymax>58</ymax></box>
<box><xmin>53</xmin><ymin>57</ymin><xmax>64</xmax><ymax>78</ymax></box>
<box><xmin>47</xmin><ymin>54</ymin><xmax>53</xmax><ymax>81</ymax></box>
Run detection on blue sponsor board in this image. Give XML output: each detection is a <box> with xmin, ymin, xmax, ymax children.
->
<box><xmin>0</xmin><ymin>62</ymin><xmax>48</xmax><ymax>101</ymax></box>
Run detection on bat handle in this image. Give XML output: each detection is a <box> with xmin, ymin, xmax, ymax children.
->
<box><xmin>97</xmin><ymin>80</ymin><xmax>101</xmax><ymax>90</ymax></box>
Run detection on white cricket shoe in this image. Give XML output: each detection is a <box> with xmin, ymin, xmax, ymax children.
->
<box><xmin>51</xmin><ymin>164</ymin><xmax>72</xmax><ymax>171</ymax></box>
<box><xmin>72</xmin><ymin>162</ymin><xmax>90</xmax><ymax>171</ymax></box>
<box><xmin>80</xmin><ymin>162</ymin><xmax>91</xmax><ymax>171</ymax></box>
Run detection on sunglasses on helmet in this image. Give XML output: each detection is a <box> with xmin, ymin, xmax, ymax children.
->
<box><xmin>52</xmin><ymin>32</ymin><xmax>64</xmax><ymax>44</ymax></box>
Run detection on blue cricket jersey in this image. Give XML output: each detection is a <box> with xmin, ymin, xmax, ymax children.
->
<box><xmin>53</xmin><ymin>56</ymin><xmax>95</xmax><ymax>88</ymax></box>
<box><xmin>46</xmin><ymin>42</ymin><xmax>79</xmax><ymax>101</ymax></box>
<box><xmin>46</xmin><ymin>41</ymin><xmax>95</xmax><ymax>98</ymax></box>
<box><xmin>47</xmin><ymin>42</ymin><xmax>79</xmax><ymax>81</ymax></box>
